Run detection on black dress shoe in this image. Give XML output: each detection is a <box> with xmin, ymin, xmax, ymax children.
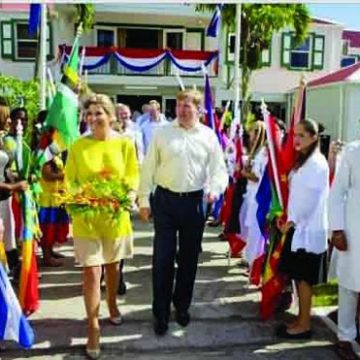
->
<box><xmin>175</xmin><ymin>311</ymin><xmax>190</xmax><ymax>327</ymax></box>
<box><xmin>153</xmin><ymin>318</ymin><xmax>168</xmax><ymax>336</ymax></box>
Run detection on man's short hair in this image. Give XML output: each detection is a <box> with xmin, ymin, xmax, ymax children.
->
<box><xmin>149</xmin><ymin>100</ymin><xmax>161</xmax><ymax>110</ymax></box>
<box><xmin>176</xmin><ymin>89</ymin><xmax>203</xmax><ymax>108</ymax></box>
<box><xmin>115</xmin><ymin>103</ymin><xmax>130</xmax><ymax>112</ymax></box>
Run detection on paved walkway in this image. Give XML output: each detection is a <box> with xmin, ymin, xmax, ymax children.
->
<box><xmin>2</xmin><ymin>220</ymin><xmax>337</xmax><ymax>359</ymax></box>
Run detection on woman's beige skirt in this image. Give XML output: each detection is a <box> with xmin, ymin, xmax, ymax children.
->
<box><xmin>73</xmin><ymin>236</ymin><xmax>133</xmax><ymax>267</ymax></box>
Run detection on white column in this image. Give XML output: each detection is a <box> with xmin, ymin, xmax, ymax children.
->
<box><xmin>233</xmin><ymin>3</ymin><xmax>241</xmax><ymax>122</ymax></box>
<box><xmin>39</xmin><ymin>3</ymin><xmax>47</xmax><ymax>110</ymax></box>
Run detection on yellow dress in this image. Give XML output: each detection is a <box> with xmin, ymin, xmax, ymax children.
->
<box><xmin>65</xmin><ymin>135</ymin><xmax>139</xmax><ymax>266</ymax></box>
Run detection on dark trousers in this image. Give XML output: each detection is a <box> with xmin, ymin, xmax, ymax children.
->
<box><xmin>152</xmin><ymin>187</ymin><xmax>205</xmax><ymax>321</ymax></box>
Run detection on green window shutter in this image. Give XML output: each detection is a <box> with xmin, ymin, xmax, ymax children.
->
<box><xmin>1</xmin><ymin>21</ymin><xmax>13</xmax><ymax>59</ymax></box>
<box><xmin>281</xmin><ymin>32</ymin><xmax>291</xmax><ymax>68</ymax></box>
<box><xmin>312</xmin><ymin>34</ymin><xmax>325</xmax><ymax>70</ymax></box>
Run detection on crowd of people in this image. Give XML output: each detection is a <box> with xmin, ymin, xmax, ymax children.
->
<box><xmin>0</xmin><ymin>88</ymin><xmax>359</xmax><ymax>360</ymax></box>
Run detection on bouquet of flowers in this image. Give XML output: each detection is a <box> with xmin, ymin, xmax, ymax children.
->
<box><xmin>54</xmin><ymin>170</ymin><xmax>132</xmax><ymax>226</ymax></box>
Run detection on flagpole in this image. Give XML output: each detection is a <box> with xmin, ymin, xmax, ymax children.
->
<box><xmin>39</xmin><ymin>3</ymin><xmax>47</xmax><ymax>110</ymax></box>
<box><xmin>234</xmin><ymin>3</ymin><xmax>241</xmax><ymax>123</ymax></box>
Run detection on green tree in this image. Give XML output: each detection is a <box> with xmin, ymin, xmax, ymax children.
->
<box><xmin>0</xmin><ymin>74</ymin><xmax>39</xmax><ymax>140</ymax></box>
<box><xmin>74</xmin><ymin>4</ymin><xmax>95</xmax><ymax>33</ymax></box>
<box><xmin>196</xmin><ymin>4</ymin><xmax>310</xmax><ymax>127</ymax></box>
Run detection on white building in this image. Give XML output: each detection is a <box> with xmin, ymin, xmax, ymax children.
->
<box><xmin>0</xmin><ymin>4</ymin><xmax>359</xmax><ymax>122</ymax></box>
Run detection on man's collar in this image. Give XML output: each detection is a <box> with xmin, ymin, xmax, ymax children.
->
<box><xmin>173</xmin><ymin>118</ymin><xmax>201</xmax><ymax>131</ymax></box>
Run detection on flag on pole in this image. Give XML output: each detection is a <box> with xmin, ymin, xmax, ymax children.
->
<box><xmin>206</xmin><ymin>5</ymin><xmax>222</xmax><ymax>38</ymax></box>
<box><xmin>258</xmin><ymin>106</ymin><xmax>293</xmax><ymax>320</ymax></box>
<box><xmin>42</xmin><ymin>34</ymin><xmax>80</xmax><ymax>158</ymax></box>
<box><xmin>18</xmin><ymin>190</ymin><xmax>40</xmax><ymax>315</ymax></box>
<box><xmin>204</xmin><ymin>73</ymin><xmax>223</xmax><ymax>147</ymax></box>
<box><xmin>282</xmin><ymin>79</ymin><xmax>306</xmax><ymax>175</ymax></box>
<box><xmin>28</xmin><ymin>4</ymin><xmax>41</xmax><ymax>36</ymax></box>
<box><xmin>0</xmin><ymin>263</ymin><xmax>35</xmax><ymax>349</ymax></box>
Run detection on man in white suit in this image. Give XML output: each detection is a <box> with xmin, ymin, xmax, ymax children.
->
<box><xmin>329</xmin><ymin>139</ymin><xmax>360</xmax><ymax>359</ymax></box>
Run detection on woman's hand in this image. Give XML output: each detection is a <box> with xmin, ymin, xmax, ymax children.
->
<box><xmin>331</xmin><ymin>230</ymin><xmax>347</xmax><ymax>251</ymax></box>
<box><xmin>276</xmin><ymin>218</ymin><xmax>295</xmax><ymax>234</ymax></box>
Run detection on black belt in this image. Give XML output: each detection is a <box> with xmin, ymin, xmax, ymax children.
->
<box><xmin>157</xmin><ymin>186</ymin><xmax>203</xmax><ymax>198</ymax></box>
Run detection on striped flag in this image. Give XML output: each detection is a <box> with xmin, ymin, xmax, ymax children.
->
<box><xmin>259</xmin><ymin>108</ymin><xmax>288</xmax><ymax>320</ymax></box>
<box><xmin>19</xmin><ymin>190</ymin><xmax>40</xmax><ymax>315</ymax></box>
<box><xmin>0</xmin><ymin>263</ymin><xmax>34</xmax><ymax>348</ymax></box>
<box><xmin>204</xmin><ymin>73</ymin><xmax>224</xmax><ymax>147</ymax></box>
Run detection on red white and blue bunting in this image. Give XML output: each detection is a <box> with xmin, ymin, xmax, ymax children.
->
<box><xmin>59</xmin><ymin>46</ymin><xmax>219</xmax><ymax>74</ymax></box>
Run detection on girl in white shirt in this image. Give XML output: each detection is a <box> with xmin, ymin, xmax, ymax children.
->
<box><xmin>277</xmin><ymin>119</ymin><xmax>329</xmax><ymax>340</ymax></box>
<box><xmin>240</xmin><ymin>121</ymin><xmax>267</xmax><ymax>267</ymax></box>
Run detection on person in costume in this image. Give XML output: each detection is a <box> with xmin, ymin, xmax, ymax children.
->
<box><xmin>329</xmin><ymin>136</ymin><xmax>360</xmax><ymax>360</ymax></box>
<box><xmin>38</xmin><ymin>148</ymin><xmax>69</xmax><ymax>267</ymax></box>
<box><xmin>65</xmin><ymin>94</ymin><xmax>139</xmax><ymax>359</ymax></box>
<box><xmin>276</xmin><ymin>119</ymin><xmax>329</xmax><ymax>339</ymax></box>
<box><xmin>0</xmin><ymin>101</ymin><xmax>28</xmax><ymax>275</ymax></box>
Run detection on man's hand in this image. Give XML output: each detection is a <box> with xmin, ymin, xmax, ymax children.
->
<box><xmin>206</xmin><ymin>193</ymin><xmax>217</xmax><ymax>204</ymax></box>
<box><xmin>139</xmin><ymin>207</ymin><xmax>151</xmax><ymax>222</ymax></box>
<box><xmin>10</xmin><ymin>181</ymin><xmax>28</xmax><ymax>192</ymax></box>
<box><xmin>331</xmin><ymin>230</ymin><xmax>348</xmax><ymax>251</ymax></box>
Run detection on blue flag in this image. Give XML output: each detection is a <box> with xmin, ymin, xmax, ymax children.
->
<box><xmin>0</xmin><ymin>263</ymin><xmax>35</xmax><ymax>349</ymax></box>
<box><xmin>28</xmin><ymin>4</ymin><xmax>41</xmax><ymax>36</ymax></box>
<box><xmin>206</xmin><ymin>5</ymin><xmax>222</xmax><ymax>38</ymax></box>
<box><xmin>256</xmin><ymin>167</ymin><xmax>272</xmax><ymax>238</ymax></box>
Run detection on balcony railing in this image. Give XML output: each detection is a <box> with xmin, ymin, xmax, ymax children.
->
<box><xmin>60</xmin><ymin>46</ymin><xmax>218</xmax><ymax>77</ymax></box>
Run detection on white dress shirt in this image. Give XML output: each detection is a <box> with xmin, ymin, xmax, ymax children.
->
<box><xmin>139</xmin><ymin>119</ymin><xmax>228</xmax><ymax>208</ymax></box>
<box><xmin>287</xmin><ymin>149</ymin><xmax>329</xmax><ymax>254</ymax></box>
<box><xmin>123</xmin><ymin>120</ymin><xmax>144</xmax><ymax>164</ymax></box>
<box><xmin>329</xmin><ymin>141</ymin><xmax>360</xmax><ymax>291</ymax></box>
<box><xmin>140</xmin><ymin>116</ymin><xmax>168</xmax><ymax>154</ymax></box>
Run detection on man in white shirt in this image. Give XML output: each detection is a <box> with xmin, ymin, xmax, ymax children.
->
<box><xmin>138</xmin><ymin>89</ymin><xmax>228</xmax><ymax>336</ymax></box>
<box><xmin>115</xmin><ymin>103</ymin><xmax>144</xmax><ymax>163</ymax></box>
<box><xmin>136</xmin><ymin>103</ymin><xmax>150</xmax><ymax>127</ymax></box>
<box><xmin>329</xmin><ymin>140</ymin><xmax>360</xmax><ymax>359</ymax></box>
<box><xmin>140</xmin><ymin>100</ymin><xmax>168</xmax><ymax>155</ymax></box>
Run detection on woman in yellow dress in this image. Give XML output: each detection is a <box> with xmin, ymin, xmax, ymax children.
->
<box><xmin>65</xmin><ymin>94</ymin><xmax>139</xmax><ymax>359</ymax></box>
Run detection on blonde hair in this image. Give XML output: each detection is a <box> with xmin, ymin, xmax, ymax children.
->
<box><xmin>176</xmin><ymin>89</ymin><xmax>203</xmax><ymax>108</ymax></box>
<box><xmin>0</xmin><ymin>103</ymin><xmax>10</xmax><ymax>131</ymax></box>
<box><xmin>249</xmin><ymin>121</ymin><xmax>266</xmax><ymax>159</ymax></box>
<box><xmin>83</xmin><ymin>94</ymin><xmax>116</xmax><ymax>122</ymax></box>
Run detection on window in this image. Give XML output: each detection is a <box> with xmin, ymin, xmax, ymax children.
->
<box><xmin>227</xmin><ymin>33</ymin><xmax>235</xmax><ymax>62</ymax></box>
<box><xmin>341</xmin><ymin>55</ymin><xmax>357</xmax><ymax>68</ymax></box>
<box><xmin>126</xmin><ymin>29</ymin><xmax>160</xmax><ymax>49</ymax></box>
<box><xmin>227</xmin><ymin>32</ymin><xmax>271</xmax><ymax>66</ymax></box>
<box><xmin>0</xmin><ymin>19</ymin><xmax>52</xmax><ymax>61</ymax></box>
<box><xmin>15</xmin><ymin>22</ymin><xmax>37</xmax><ymax>58</ymax></box>
<box><xmin>97</xmin><ymin>29</ymin><xmax>115</xmax><ymax>47</ymax></box>
<box><xmin>261</xmin><ymin>47</ymin><xmax>271</xmax><ymax>67</ymax></box>
<box><xmin>282</xmin><ymin>32</ymin><xmax>325</xmax><ymax>70</ymax></box>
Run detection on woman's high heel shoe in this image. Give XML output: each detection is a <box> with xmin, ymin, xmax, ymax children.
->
<box><xmin>86</xmin><ymin>328</ymin><xmax>101</xmax><ymax>359</ymax></box>
<box><xmin>85</xmin><ymin>347</ymin><xmax>101</xmax><ymax>360</ymax></box>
